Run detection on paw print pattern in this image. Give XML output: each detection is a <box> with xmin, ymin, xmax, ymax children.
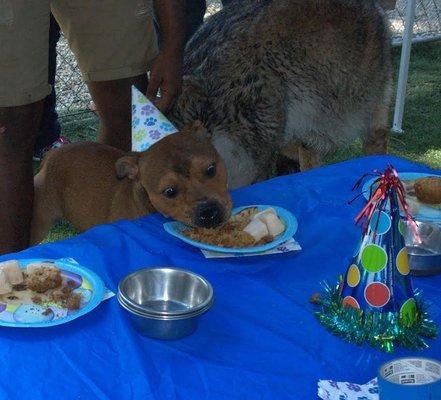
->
<box><xmin>133</xmin><ymin>130</ymin><xmax>147</xmax><ymax>142</ymax></box>
<box><xmin>144</xmin><ymin>117</ymin><xmax>157</xmax><ymax>127</ymax></box>
<box><xmin>141</xmin><ymin>105</ymin><xmax>156</xmax><ymax>116</ymax></box>
<box><xmin>159</xmin><ymin>122</ymin><xmax>175</xmax><ymax>132</ymax></box>
<box><xmin>132</xmin><ymin>104</ymin><xmax>137</xmax><ymax>115</ymax></box>
<box><xmin>368</xmin><ymin>387</ymin><xmax>378</xmax><ymax>394</ymax></box>
<box><xmin>132</xmin><ymin>117</ymin><xmax>140</xmax><ymax>129</ymax></box>
<box><xmin>346</xmin><ymin>383</ymin><xmax>361</xmax><ymax>392</ymax></box>
<box><xmin>148</xmin><ymin>130</ymin><xmax>161</xmax><ymax>140</ymax></box>
<box><xmin>329</xmin><ymin>381</ymin><xmax>340</xmax><ymax>390</ymax></box>
<box><xmin>137</xmin><ymin>94</ymin><xmax>148</xmax><ymax>104</ymax></box>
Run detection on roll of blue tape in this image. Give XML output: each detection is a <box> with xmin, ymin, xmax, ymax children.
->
<box><xmin>378</xmin><ymin>357</ymin><xmax>441</xmax><ymax>400</ymax></box>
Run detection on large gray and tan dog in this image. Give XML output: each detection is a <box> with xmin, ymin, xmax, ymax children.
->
<box><xmin>170</xmin><ymin>0</ymin><xmax>392</xmax><ymax>189</ymax></box>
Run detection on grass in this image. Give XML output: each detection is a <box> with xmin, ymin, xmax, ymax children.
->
<box><xmin>329</xmin><ymin>41</ymin><xmax>441</xmax><ymax>168</ymax></box>
<box><xmin>45</xmin><ymin>41</ymin><xmax>441</xmax><ymax>243</ymax></box>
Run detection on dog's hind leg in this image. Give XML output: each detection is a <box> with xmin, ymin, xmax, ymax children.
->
<box><xmin>362</xmin><ymin>77</ymin><xmax>392</xmax><ymax>155</ymax></box>
<box><xmin>30</xmin><ymin>172</ymin><xmax>62</xmax><ymax>246</ymax></box>
<box><xmin>362</xmin><ymin>105</ymin><xmax>389</xmax><ymax>155</ymax></box>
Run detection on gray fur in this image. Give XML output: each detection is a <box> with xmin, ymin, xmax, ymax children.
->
<box><xmin>169</xmin><ymin>0</ymin><xmax>392</xmax><ymax>189</ymax></box>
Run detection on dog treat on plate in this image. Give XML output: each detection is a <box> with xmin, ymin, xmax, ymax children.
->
<box><xmin>0</xmin><ymin>269</ymin><xmax>12</xmax><ymax>295</ymax></box>
<box><xmin>243</xmin><ymin>219</ymin><xmax>270</xmax><ymax>241</ymax></box>
<box><xmin>0</xmin><ymin>260</ymin><xmax>24</xmax><ymax>285</ymax></box>
<box><xmin>253</xmin><ymin>208</ymin><xmax>285</xmax><ymax>236</ymax></box>
<box><xmin>414</xmin><ymin>176</ymin><xmax>441</xmax><ymax>204</ymax></box>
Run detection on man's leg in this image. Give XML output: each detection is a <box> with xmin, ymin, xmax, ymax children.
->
<box><xmin>0</xmin><ymin>1</ymin><xmax>50</xmax><ymax>254</ymax></box>
<box><xmin>185</xmin><ymin>0</ymin><xmax>206</xmax><ymax>42</ymax></box>
<box><xmin>0</xmin><ymin>102</ymin><xmax>44</xmax><ymax>254</ymax></box>
<box><xmin>35</xmin><ymin>14</ymin><xmax>62</xmax><ymax>154</ymax></box>
<box><xmin>87</xmin><ymin>75</ymin><xmax>148</xmax><ymax>152</ymax></box>
<box><xmin>52</xmin><ymin>1</ymin><xmax>158</xmax><ymax>152</ymax></box>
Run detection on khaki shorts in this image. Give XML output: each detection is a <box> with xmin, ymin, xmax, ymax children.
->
<box><xmin>0</xmin><ymin>0</ymin><xmax>158</xmax><ymax>107</ymax></box>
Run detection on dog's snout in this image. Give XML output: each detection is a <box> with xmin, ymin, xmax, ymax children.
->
<box><xmin>195</xmin><ymin>201</ymin><xmax>223</xmax><ymax>228</ymax></box>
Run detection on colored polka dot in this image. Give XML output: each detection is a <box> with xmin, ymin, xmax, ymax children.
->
<box><xmin>342</xmin><ymin>296</ymin><xmax>360</xmax><ymax>309</ymax></box>
<box><xmin>361</xmin><ymin>244</ymin><xmax>388</xmax><ymax>273</ymax></box>
<box><xmin>364</xmin><ymin>282</ymin><xmax>390</xmax><ymax>307</ymax></box>
<box><xmin>347</xmin><ymin>264</ymin><xmax>361</xmax><ymax>287</ymax></box>
<box><xmin>369</xmin><ymin>211</ymin><xmax>391</xmax><ymax>235</ymax></box>
<box><xmin>398</xmin><ymin>220</ymin><xmax>406</xmax><ymax>237</ymax></box>
<box><xmin>396</xmin><ymin>248</ymin><xmax>410</xmax><ymax>275</ymax></box>
<box><xmin>400</xmin><ymin>298</ymin><xmax>417</xmax><ymax>327</ymax></box>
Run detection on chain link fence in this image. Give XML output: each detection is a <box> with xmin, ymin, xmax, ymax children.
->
<box><xmin>55</xmin><ymin>0</ymin><xmax>441</xmax><ymax>118</ymax></box>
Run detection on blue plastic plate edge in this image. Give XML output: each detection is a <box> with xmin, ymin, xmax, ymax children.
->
<box><xmin>361</xmin><ymin>172</ymin><xmax>441</xmax><ymax>223</ymax></box>
<box><xmin>0</xmin><ymin>258</ymin><xmax>106</xmax><ymax>328</ymax></box>
<box><xmin>163</xmin><ymin>205</ymin><xmax>298</xmax><ymax>254</ymax></box>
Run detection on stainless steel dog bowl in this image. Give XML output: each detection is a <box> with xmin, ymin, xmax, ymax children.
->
<box><xmin>118</xmin><ymin>267</ymin><xmax>213</xmax><ymax>340</ymax></box>
<box><xmin>404</xmin><ymin>221</ymin><xmax>441</xmax><ymax>276</ymax></box>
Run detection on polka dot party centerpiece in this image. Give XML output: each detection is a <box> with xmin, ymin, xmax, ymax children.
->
<box><xmin>131</xmin><ymin>86</ymin><xmax>178</xmax><ymax>152</ymax></box>
<box><xmin>314</xmin><ymin>165</ymin><xmax>437</xmax><ymax>353</ymax></box>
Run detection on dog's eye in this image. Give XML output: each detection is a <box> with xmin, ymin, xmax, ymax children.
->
<box><xmin>205</xmin><ymin>163</ymin><xmax>216</xmax><ymax>178</ymax></box>
<box><xmin>163</xmin><ymin>187</ymin><xmax>178</xmax><ymax>198</ymax></box>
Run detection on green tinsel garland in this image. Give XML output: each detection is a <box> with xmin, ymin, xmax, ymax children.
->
<box><xmin>314</xmin><ymin>281</ymin><xmax>438</xmax><ymax>353</ymax></box>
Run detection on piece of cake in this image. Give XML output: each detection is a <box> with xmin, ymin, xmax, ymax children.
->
<box><xmin>253</xmin><ymin>208</ymin><xmax>285</xmax><ymax>236</ymax></box>
<box><xmin>26</xmin><ymin>262</ymin><xmax>56</xmax><ymax>275</ymax></box>
<box><xmin>26</xmin><ymin>266</ymin><xmax>62</xmax><ymax>293</ymax></box>
<box><xmin>0</xmin><ymin>260</ymin><xmax>23</xmax><ymax>285</ymax></box>
<box><xmin>414</xmin><ymin>176</ymin><xmax>441</xmax><ymax>204</ymax></box>
<box><xmin>0</xmin><ymin>269</ymin><xmax>12</xmax><ymax>295</ymax></box>
<box><xmin>243</xmin><ymin>219</ymin><xmax>269</xmax><ymax>241</ymax></box>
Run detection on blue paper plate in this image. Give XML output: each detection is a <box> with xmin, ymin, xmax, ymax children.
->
<box><xmin>362</xmin><ymin>172</ymin><xmax>441</xmax><ymax>224</ymax></box>
<box><xmin>163</xmin><ymin>205</ymin><xmax>298</xmax><ymax>254</ymax></box>
<box><xmin>0</xmin><ymin>258</ymin><xmax>105</xmax><ymax>328</ymax></box>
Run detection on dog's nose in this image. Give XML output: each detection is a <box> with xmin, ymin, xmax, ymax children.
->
<box><xmin>195</xmin><ymin>201</ymin><xmax>223</xmax><ymax>228</ymax></box>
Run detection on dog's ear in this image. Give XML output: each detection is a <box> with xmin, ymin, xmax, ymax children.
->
<box><xmin>115</xmin><ymin>155</ymin><xmax>139</xmax><ymax>180</ymax></box>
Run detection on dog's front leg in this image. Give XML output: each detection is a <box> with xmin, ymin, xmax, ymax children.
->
<box><xmin>298</xmin><ymin>144</ymin><xmax>322</xmax><ymax>171</ymax></box>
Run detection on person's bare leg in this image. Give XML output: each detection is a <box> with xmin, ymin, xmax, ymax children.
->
<box><xmin>87</xmin><ymin>75</ymin><xmax>148</xmax><ymax>152</ymax></box>
<box><xmin>0</xmin><ymin>102</ymin><xmax>43</xmax><ymax>254</ymax></box>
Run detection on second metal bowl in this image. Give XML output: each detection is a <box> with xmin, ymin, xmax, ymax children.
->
<box><xmin>404</xmin><ymin>221</ymin><xmax>441</xmax><ymax>276</ymax></box>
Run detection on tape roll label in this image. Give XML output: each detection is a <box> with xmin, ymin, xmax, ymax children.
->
<box><xmin>381</xmin><ymin>358</ymin><xmax>441</xmax><ymax>386</ymax></box>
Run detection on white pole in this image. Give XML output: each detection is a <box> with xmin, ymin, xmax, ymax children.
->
<box><xmin>392</xmin><ymin>0</ymin><xmax>416</xmax><ymax>134</ymax></box>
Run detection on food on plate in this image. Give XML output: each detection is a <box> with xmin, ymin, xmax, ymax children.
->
<box><xmin>252</xmin><ymin>208</ymin><xmax>285</xmax><ymax>236</ymax></box>
<box><xmin>244</xmin><ymin>219</ymin><xmax>269</xmax><ymax>241</ymax></box>
<box><xmin>26</xmin><ymin>265</ymin><xmax>62</xmax><ymax>293</ymax></box>
<box><xmin>0</xmin><ymin>269</ymin><xmax>12</xmax><ymax>295</ymax></box>
<box><xmin>0</xmin><ymin>260</ymin><xmax>24</xmax><ymax>285</ymax></box>
<box><xmin>183</xmin><ymin>207</ymin><xmax>286</xmax><ymax>248</ymax></box>
<box><xmin>414</xmin><ymin>176</ymin><xmax>441</xmax><ymax>205</ymax></box>
<box><xmin>0</xmin><ymin>261</ymin><xmax>83</xmax><ymax>311</ymax></box>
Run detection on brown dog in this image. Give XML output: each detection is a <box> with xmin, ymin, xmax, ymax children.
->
<box><xmin>30</xmin><ymin>121</ymin><xmax>232</xmax><ymax>244</ymax></box>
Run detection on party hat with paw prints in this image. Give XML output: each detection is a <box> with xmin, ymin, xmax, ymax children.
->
<box><xmin>131</xmin><ymin>86</ymin><xmax>178</xmax><ymax>152</ymax></box>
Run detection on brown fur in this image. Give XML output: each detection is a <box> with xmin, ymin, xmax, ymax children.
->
<box><xmin>169</xmin><ymin>0</ymin><xmax>393</xmax><ymax>188</ymax></box>
<box><xmin>30</xmin><ymin>122</ymin><xmax>232</xmax><ymax>244</ymax></box>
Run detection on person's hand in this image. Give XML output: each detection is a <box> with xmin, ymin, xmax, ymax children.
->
<box><xmin>147</xmin><ymin>50</ymin><xmax>183</xmax><ymax>113</ymax></box>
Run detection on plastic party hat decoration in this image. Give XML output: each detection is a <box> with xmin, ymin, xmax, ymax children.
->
<box><xmin>131</xmin><ymin>86</ymin><xmax>178</xmax><ymax>152</ymax></box>
<box><xmin>314</xmin><ymin>165</ymin><xmax>437</xmax><ymax>352</ymax></box>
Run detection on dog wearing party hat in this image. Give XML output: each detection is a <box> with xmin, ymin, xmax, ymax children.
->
<box><xmin>30</xmin><ymin>120</ymin><xmax>232</xmax><ymax>244</ymax></box>
<box><xmin>168</xmin><ymin>0</ymin><xmax>392</xmax><ymax>188</ymax></box>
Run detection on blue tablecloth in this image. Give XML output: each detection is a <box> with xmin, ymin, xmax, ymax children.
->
<box><xmin>1</xmin><ymin>156</ymin><xmax>440</xmax><ymax>400</ymax></box>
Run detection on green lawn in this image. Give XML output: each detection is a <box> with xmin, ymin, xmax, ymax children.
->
<box><xmin>45</xmin><ymin>41</ymin><xmax>441</xmax><ymax>242</ymax></box>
